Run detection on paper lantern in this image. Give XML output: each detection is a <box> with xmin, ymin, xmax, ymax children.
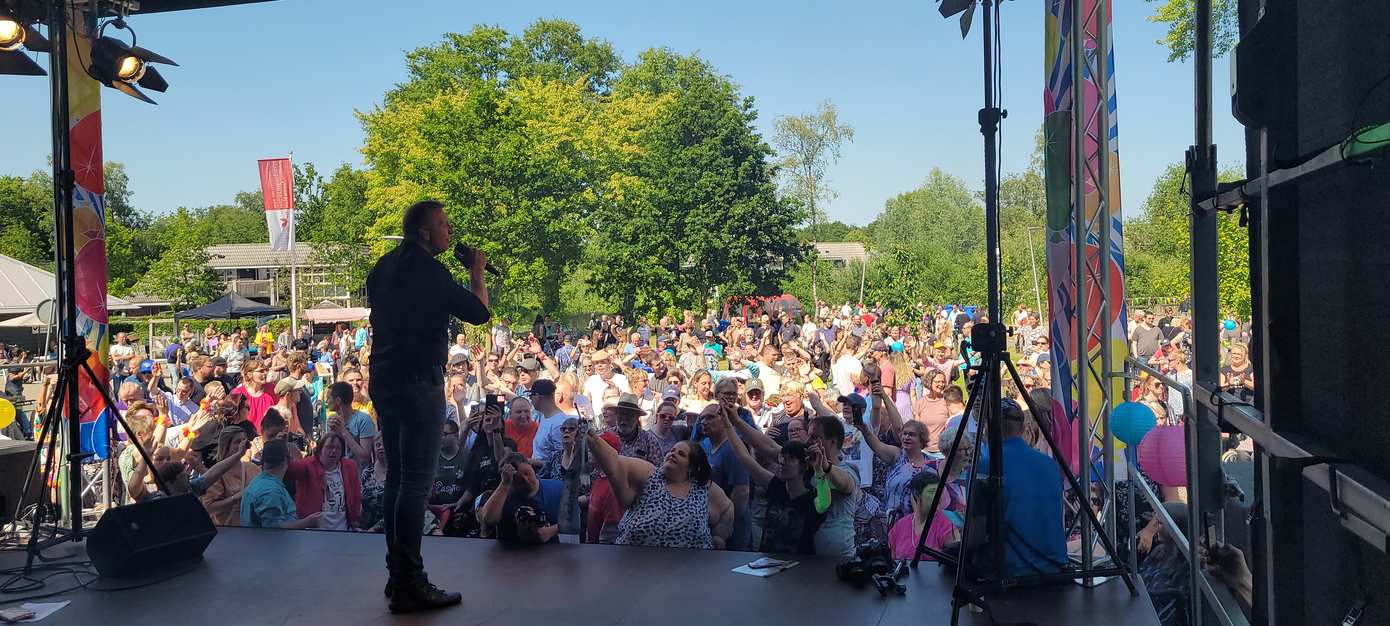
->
<box><xmin>1137</xmin><ymin>425</ymin><xmax>1187</xmax><ymax>486</ymax></box>
<box><xmin>1111</xmin><ymin>402</ymin><xmax>1157</xmax><ymax>445</ymax></box>
<box><xmin>0</xmin><ymin>398</ymin><xmax>14</xmax><ymax>429</ymax></box>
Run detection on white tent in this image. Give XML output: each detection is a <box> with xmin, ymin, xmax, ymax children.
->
<box><xmin>0</xmin><ymin>312</ymin><xmax>49</xmax><ymax>328</ymax></box>
<box><xmin>0</xmin><ymin>253</ymin><xmax>137</xmax><ymax>315</ymax></box>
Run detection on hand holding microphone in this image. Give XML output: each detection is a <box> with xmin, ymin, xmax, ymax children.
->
<box><xmin>453</xmin><ymin>243</ymin><xmax>502</xmax><ymax>278</ymax></box>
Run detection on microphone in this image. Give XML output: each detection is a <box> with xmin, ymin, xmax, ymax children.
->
<box><xmin>454</xmin><ymin>243</ymin><xmax>502</xmax><ymax>278</ymax></box>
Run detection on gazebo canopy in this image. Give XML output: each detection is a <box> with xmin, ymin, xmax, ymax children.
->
<box><xmin>301</xmin><ymin>300</ymin><xmax>370</xmax><ymax>323</ymax></box>
<box><xmin>174</xmin><ymin>293</ymin><xmax>289</xmax><ymax>321</ymax></box>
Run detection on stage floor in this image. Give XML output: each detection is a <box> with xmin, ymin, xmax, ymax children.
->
<box><xmin>1</xmin><ymin>527</ymin><xmax>1158</xmax><ymax>625</ymax></box>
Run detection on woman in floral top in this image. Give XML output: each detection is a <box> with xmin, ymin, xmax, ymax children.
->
<box><xmin>360</xmin><ymin>434</ymin><xmax>439</xmax><ymax>534</ymax></box>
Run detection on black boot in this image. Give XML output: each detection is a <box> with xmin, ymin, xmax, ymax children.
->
<box><xmin>388</xmin><ymin>577</ymin><xmax>462</xmax><ymax>614</ymax></box>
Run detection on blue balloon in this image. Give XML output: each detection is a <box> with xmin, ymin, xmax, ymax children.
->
<box><xmin>1223</xmin><ymin>319</ymin><xmax>1237</xmax><ymax>331</ymax></box>
<box><xmin>1111</xmin><ymin>402</ymin><xmax>1158</xmax><ymax>445</ymax></box>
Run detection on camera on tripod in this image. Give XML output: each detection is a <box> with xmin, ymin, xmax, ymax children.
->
<box><xmin>970</xmin><ymin>322</ymin><xmax>1008</xmax><ymax>354</ymax></box>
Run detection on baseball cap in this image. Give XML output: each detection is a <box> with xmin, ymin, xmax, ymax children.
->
<box><xmin>210</xmin><ymin>356</ymin><xmax>227</xmax><ymax>367</ymax></box>
<box><xmin>1001</xmin><ymin>397</ymin><xmax>1025</xmax><ymax>421</ymax></box>
<box><xmin>836</xmin><ymin>393</ymin><xmax>867</xmax><ymax>413</ymax></box>
<box><xmin>447</xmin><ymin>353</ymin><xmax>469</xmax><ymax>366</ymax></box>
<box><xmin>746</xmin><ymin>379</ymin><xmax>765</xmax><ymax>394</ymax></box>
<box><xmin>138</xmin><ymin>359</ymin><xmax>155</xmax><ymax>374</ymax></box>
<box><xmin>518</xmin><ymin>357</ymin><xmax>542</xmax><ymax>371</ymax></box>
<box><xmin>530</xmin><ymin>379</ymin><xmax>557</xmax><ymax>397</ymax></box>
<box><xmin>661</xmin><ymin>387</ymin><xmax>681</xmax><ymax>402</ymax></box>
<box><xmin>274</xmin><ymin>377</ymin><xmax>306</xmax><ymax>396</ymax></box>
<box><xmin>870</xmin><ymin>340</ymin><xmax>889</xmax><ymax>353</ymax></box>
<box><xmin>590</xmin><ymin>349</ymin><xmax>612</xmax><ymax>364</ymax></box>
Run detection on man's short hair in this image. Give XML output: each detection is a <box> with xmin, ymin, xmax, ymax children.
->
<box><xmin>261</xmin><ymin>408</ymin><xmax>288</xmax><ymax>431</ymax></box>
<box><xmin>402</xmin><ymin>199</ymin><xmax>444</xmax><ymax>240</ymax></box>
<box><xmin>188</xmin><ymin>355</ymin><xmax>208</xmax><ymax>370</ymax></box>
<box><xmin>943</xmin><ymin>386</ymin><xmax>965</xmax><ymax>404</ymax></box>
<box><xmin>261</xmin><ymin>438</ymin><xmax>290</xmax><ymax>469</ymax></box>
<box><xmin>329</xmin><ymin>381</ymin><xmax>353</xmax><ymax>405</ymax></box>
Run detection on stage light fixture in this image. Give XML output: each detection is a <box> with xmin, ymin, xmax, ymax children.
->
<box><xmin>0</xmin><ymin>11</ymin><xmax>50</xmax><ymax>76</ymax></box>
<box><xmin>88</xmin><ymin>18</ymin><xmax>176</xmax><ymax>104</ymax></box>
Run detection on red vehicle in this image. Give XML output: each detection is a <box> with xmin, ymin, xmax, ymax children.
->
<box><xmin>722</xmin><ymin>294</ymin><xmax>804</xmax><ymax>322</ymax></box>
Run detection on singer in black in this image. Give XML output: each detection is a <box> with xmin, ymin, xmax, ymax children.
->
<box><xmin>367</xmin><ymin>199</ymin><xmax>490</xmax><ymax>613</ymax></box>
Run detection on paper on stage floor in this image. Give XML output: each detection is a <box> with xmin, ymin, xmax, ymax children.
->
<box><xmin>6</xmin><ymin>601</ymin><xmax>69</xmax><ymax>623</ymax></box>
<box><xmin>732</xmin><ymin>558</ymin><xmax>799</xmax><ymax>578</ymax></box>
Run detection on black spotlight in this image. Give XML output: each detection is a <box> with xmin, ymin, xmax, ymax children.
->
<box><xmin>88</xmin><ymin>18</ymin><xmax>176</xmax><ymax>104</ymax></box>
<box><xmin>0</xmin><ymin>11</ymin><xmax>50</xmax><ymax>76</ymax></box>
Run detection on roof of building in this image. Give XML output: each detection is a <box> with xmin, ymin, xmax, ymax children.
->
<box><xmin>206</xmin><ymin>243</ymin><xmax>325</xmax><ymax>270</ymax></box>
<box><xmin>0</xmin><ymin>253</ymin><xmax>138</xmax><ymax>315</ymax></box>
<box><xmin>121</xmin><ymin>293</ymin><xmax>174</xmax><ymax>306</ymax></box>
<box><xmin>811</xmin><ymin>241</ymin><xmax>870</xmax><ymax>263</ymax></box>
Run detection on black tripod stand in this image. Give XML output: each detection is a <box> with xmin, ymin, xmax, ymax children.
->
<box><xmin>908</xmin><ymin>2</ymin><xmax>1134</xmax><ymax>624</ymax></box>
<box><xmin>909</xmin><ymin>326</ymin><xmax>1134</xmax><ymax>624</ymax></box>
<box><xmin>7</xmin><ymin>1</ymin><xmax>167</xmax><ymax>581</ymax></box>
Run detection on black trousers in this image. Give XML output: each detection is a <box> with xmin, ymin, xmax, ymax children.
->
<box><xmin>375</xmin><ymin>379</ymin><xmax>444</xmax><ymax>583</ymax></box>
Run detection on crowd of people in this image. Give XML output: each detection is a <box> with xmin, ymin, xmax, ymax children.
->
<box><xmin>0</xmin><ymin>298</ymin><xmax>1255</xmax><ymax>619</ymax></box>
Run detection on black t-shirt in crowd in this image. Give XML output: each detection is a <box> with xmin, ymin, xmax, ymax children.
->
<box><xmin>431</xmin><ymin>450</ymin><xmax>469</xmax><ymax>506</ymax></box>
<box><xmin>463</xmin><ymin>436</ymin><xmax>517</xmax><ymax>501</ymax></box>
<box><xmin>760</xmin><ymin>477</ymin><xmax>824</xmax><ymax>555</ymax></box>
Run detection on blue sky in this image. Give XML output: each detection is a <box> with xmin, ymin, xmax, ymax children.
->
<box><xmin>1</xmin><ymin>0</ymin><xmax>1244</xmax><ymax>225</ymax></box>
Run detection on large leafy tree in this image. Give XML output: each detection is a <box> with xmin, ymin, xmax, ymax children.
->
<box><xmin>593</xmin><ymin>49</ymin><xmax>807</xmax><ymax>315</ymax></box>
<box><xmin>360</xmin><ymin>20</ymin><xmax>646</xmax><ymax>314</ymax></box>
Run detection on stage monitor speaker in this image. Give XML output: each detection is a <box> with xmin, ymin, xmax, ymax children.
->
<box><xmin>88</xmin><ymin>493</ymin><xmax>217</xmax><ymax>578</ymax></box>
<box><xmin>0</xmin><ymin>440</ymin><xmax>40</xmax><ymax>524</ymax></box>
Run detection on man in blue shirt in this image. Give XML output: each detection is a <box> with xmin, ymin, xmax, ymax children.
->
<box><xmin>240</xmin><ymin>439</ymin><xmax>322</xmax><ymax>529</ymax></box>
<box><xmin>697</xmin><ymin>395</ymin><xmax>751</xmax><ymax>551</ymax></box>
<box><xmin>980</xmin><ymin>399</ymin><xmax>1067</xmax><ymax>578</ymax></box>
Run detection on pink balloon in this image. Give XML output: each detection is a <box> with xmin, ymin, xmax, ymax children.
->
<box><xmin>1137</xmin><ymin>425</ymin><xmax>1187</xmax><ymax>487</ymax></box>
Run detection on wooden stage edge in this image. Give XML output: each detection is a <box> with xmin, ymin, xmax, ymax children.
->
<box><xmin>0</xmin><ymin>527</ymin><xmax>1159</xmax><ymax>626</ymax></box>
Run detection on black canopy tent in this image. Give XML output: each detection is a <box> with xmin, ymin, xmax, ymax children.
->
<box><xmin>174</xmin><ymin>293</ymin><xmax>289</xmax><ymax>321</ymax></box>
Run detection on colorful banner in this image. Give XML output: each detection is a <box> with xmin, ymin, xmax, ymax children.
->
<box><xmin>1042</xmin><ymin>0</ymin><xmax>1129</xmax><ymax>472</ymax></box>
<box><xmin>258</xmin><ymin>157</ymin><xmax>295</xmax><ymax>251</ymax></box>
<box><xmin>66</xmin><ymin>19</ymin><xmax>112</xmax><ymax>459</ymax></box>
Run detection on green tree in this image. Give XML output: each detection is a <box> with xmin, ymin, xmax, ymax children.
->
<box><xmin>360</xmin><ymin>23</ymin><xmax>640</xmax><ymax>315</ymax></box>
<box><xmin>133</xmin><ymin>208</ymin><xmax>223</xmax><ymax>309</ymax></box>
<box><xmin>773</xmin><ymin>101</ymin><xmax>854</xmax><ymax>306</ymax></box>
<box><xmin>293</xmin><ymin>162</ymin><xmax>328</xmax><ymax>243</ymax></box>
<box><xmin>103</xmin><ymin>162</ymin><xmax>160</xmax><ymax>295</ymax></box>
<box><xmin>592</xmin><ymin>48</ymin><xmax>807</xmax><ymax>316</ymax></box>
<box><xmin>308</xmin><ymin>165</ymin><xmax>374</xmax><ymax>296</ymax></box>
<box><xmin>0</xmin><ymin>171</ymin><xmax>53</xmax><ymax>268</ymax></box>
<box><xmin>1146</xmin><ymin>0</ymin><xmax>1240</xmax><ymax>62</ymax></box>
<box><xmin>1124</xmin><ymin>162</ymin><xmax>1249</xmax><ymax>315</ymax></box>
<box><xmin>388</xmin><ymin>19</ymin><xmax>621</xmax><ymax>106</ymax></box>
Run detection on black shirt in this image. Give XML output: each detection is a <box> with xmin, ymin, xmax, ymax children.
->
<box><xmin>432</xmin><ymin>450</ymin><xmax>469</xmax><ymax>506</ymax></box>
<box><xmin>760</xmin><ymin>477</ymin><xmax>823</xmax><ymax>555</ymax></box>
<box><xmin>367</xmin><ymin>242</ymin><xmax>490</xmax><ymax>386</ymax></box>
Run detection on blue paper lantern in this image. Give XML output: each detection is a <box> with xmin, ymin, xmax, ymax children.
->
<box><xmin>1111</xmin><ymin>401</ymin><xmax>1157</xmax><ymax>445</ymax></box>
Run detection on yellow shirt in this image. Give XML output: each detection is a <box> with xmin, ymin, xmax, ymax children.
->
<box><xmin>254</xmin><ymin>331</ymin><xmax>275</xmax><ymax>354</ymax></box>
<box><xmin>353</xmin><ymin>399</ymin><xmax>377</xmax><ymax>426</ymax></box>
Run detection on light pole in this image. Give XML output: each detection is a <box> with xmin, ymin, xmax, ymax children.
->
<box><xmin>1025</xmin><ymin>226</ymin><xmax>1044</xmax><ymax>314</ymax></box>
